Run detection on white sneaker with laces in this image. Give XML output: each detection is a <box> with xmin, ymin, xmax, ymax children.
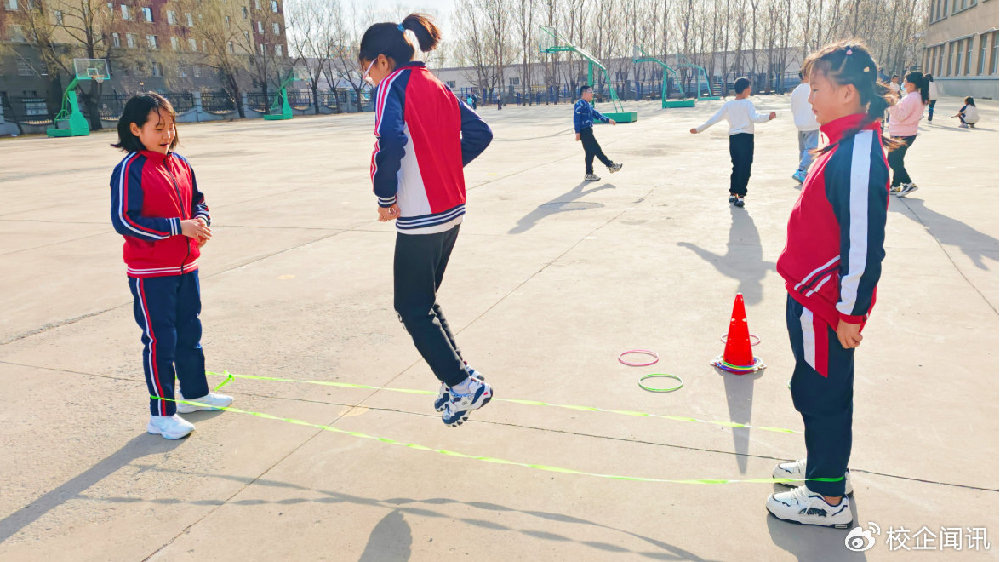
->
<box><xmin>609</xmin><ymin>162</ymin><xmax>623</xmax><ymax>174</ymax></box>
<box><xmin>442</xmin><ymin>376</ymin><xmax>493</xmax><ymax>427</ymax></box>
<box><xmin>772</xmin><ymin>459</ymin><xmax>853</xmax><ymax>495</ymax></box>
<box><xmin>176</xmin><ymin>391</ymin><xmax>233</xmax><ymax>414</ymax></box>
<box><xmin>585</xmin><ymin>173</ymin><xmax>601</xmax><ymax>181</ymax></box>
<box><xmin>147</xmin><ymin>414</ymin><xmax>195</xmax><ymax>439</ymax></box>
<box><xmin>766</xmin><ymin>485</ymin><xmax>853</xmax><ymax>529</ymax></box>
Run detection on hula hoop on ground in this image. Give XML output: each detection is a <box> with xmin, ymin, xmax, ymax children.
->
<box><xmin>720</xmin><ymin>334</ymin><xmax>761</xmax><ymax>346</ymax></box>
<box><xmin>638</xmin><ymin>374</ymin><xmax>684</xmax><ymax>393</ymax></box>
<box><xmin>619</xmin><ymin>349</ymin><xmax>659</xmax><ymax>366</ymax></box>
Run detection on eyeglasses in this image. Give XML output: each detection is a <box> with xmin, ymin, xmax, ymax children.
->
<box><xmin>362</xmin><ymin>60</ymin><xmax>376</xmax><ymax>86</ymax></box>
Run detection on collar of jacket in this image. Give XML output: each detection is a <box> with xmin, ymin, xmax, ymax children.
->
<box><xmin>138</xmin><ymin>150</ymin><xmax>175</xmax><ymax>163</ymax></box>
<box><xmin>399</xmin><ymin>61</ymin><xmax>426</xmax><ymax>70</ymax></box>
<box><xmin>820</xmin><ymin>112</ymin><xmax>878</xmax><ymax>144</ymax></box>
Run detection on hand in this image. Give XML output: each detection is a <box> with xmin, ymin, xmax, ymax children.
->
<box><xmin>575</xmin><ymin>133</ymin><xmax>581</xmax><ymax>141</ymax></box>
<box><xmin>689</xmin><ymin>128</ymin><xmax>698</xmax><ymax>134</ymax></box>
<box><xmin>180</xmin><ymin>219</ymin><xmax>211</xmax><ymax>241</ymax></box>
<box><xmin>378</xmin><ymin>204</ymin><xmax>400</xmax><ymax>222</ymax></box>
<box><xmin>769</xmin><ymin>112</ymin><xmax>777</xmax><ymax>120</ymax></box>
<box><xmin>836</xmin><ymin>320</ymin><xmax>863</xmax><ymax>349</ymax></box>
<box><xmin>609</xmin><ymin>119</ymin><xmax>616</xmax><ymax>125</ymax></box>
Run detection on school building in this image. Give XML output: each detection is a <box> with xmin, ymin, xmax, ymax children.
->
<box><xmin>922</xmin><ymin>0</ymin><xmax>999</xmax><ymax>98</ymax></box>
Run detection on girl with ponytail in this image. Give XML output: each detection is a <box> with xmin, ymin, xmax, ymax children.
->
<box><xmin>768</xmin><ymin>40</ymin><xmax>891</xmax><ymax>530</ymax></box>
<box><xmin>886</xmin><ymin>70</ymin><xmax>926</xmax><ymax>196</ymax></box>
<box><xmin>357</xmin><ymin>14</ymin><xmax>495</xmax><ymax>427</ymax></box>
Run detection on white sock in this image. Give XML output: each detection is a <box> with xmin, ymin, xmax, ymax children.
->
<box><xmin>450</xmin><ymin>377</ymin><xmax>475</xmax><ymax>393</ymax></box>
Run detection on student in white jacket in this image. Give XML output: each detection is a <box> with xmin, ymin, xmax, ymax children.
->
<box><xmin>690</xmin><ymin>76</ymin><xmax>776</xmax><ymax>208</ymax></box>
<box><xmin>925</xmin><ymin>74</ymin><xmax>939</xmax><ymax>122</ymax></box>
<box><xmin>790</xmin><ymin>71</ymin><xmax>821</xmax><ymax>183</ymax></box>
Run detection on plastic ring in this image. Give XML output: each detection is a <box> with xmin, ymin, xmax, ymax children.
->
<box><xmin>720</xmin><ymin>334</ymin><xmax>761</xmax><ymax>347</ymax></box>
<box><xmin>638</xmin><ymin>374</ymin><xmax>683</xmax><ymax>393</ymax></box>
<box><xmin>619</xmin><ymin>349</ymin><xmax>659</xmax><ymax>367</ymax></box>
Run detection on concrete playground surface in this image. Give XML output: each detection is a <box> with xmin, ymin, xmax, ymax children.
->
<box><xmin>0</xmin><ymin>95</ymin><xmax>997</xmax><ymax>561</ymax></box>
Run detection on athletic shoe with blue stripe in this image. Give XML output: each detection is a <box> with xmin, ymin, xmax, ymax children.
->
<box><xmin>434</xmin><ymin>367</ymin><xmax>484</xmax><ymax>412</ymax></box>
<box><xmin>766</xmin><ymin>485</ymin><xmax>853</xmax><ymax>529</ymax></box>
<box><xmin>442</xmin><ymin>376</ymin><xmax>493</xmax><ymax>427</ymax></box>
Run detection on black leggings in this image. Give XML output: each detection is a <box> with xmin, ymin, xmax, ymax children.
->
<box><xmin>728</xmin><ymin>133</ymin><xmax>754</xmax><ymax>197</ymax></box>
<box><xmin>888</xmin><ymin>135</ymin><xmax>916</xmax><ymax>187</ymax></box>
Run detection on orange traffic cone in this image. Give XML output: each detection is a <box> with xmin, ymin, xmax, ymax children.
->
<box><xmin>712</xmin><ymin>293</ymin><xmax>766</xmax><ymax>374</ymax></box>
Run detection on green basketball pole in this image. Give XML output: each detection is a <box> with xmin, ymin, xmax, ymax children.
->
<box><xmin>540</xmin><ymin>26</ymin><xmax>637</xmax><ymax>123</ymax></box>
<box><xmin>632</xmin><ymin>45</ymin><xmax>694</xmax><ymax>108</ymax></box>
<box><xmin>47</xmin><ymin>76</ymin><xmax>92</xmax><ymax>137</ymax></box>
<box><xmin>263</xmin><ymin>71</ymin><xmax>296</xmax><ymax>121</ymax></box>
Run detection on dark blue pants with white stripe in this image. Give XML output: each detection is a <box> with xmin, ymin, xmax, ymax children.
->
<box><xmin>786</xmin><ymin>294</ymin><xmax>854</xmax><ymax>497</ymax></box>
<box><xmin>393</xmin><ymin>225</ymin><xmax>468</xmax><ymax>388</ymax></box>
<box><xmin>129</xmin><ymin>271</ymin><xmax>210</xmax><ymax>417</ymax></box>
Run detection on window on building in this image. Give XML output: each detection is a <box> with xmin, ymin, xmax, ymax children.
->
<box><xmin>945</xmin><ymin>42</ymin><xmax>953</xmax><ymax>75</ymax></box>
<box><xmin>167</xmin><ymin>10</ymin><xmax>175</xmax><ymax>24</ymax></box>
<box><xmin>126</xmin><ymin>32</ymin><xmax>136</xmax><ymax>48</ymax></box>
<box><xmin>510</xmin><ymin>77</ymin><xmax>519</xmax><ymax>85</ymax></box>
<box><xmin>271</xmin><ymin>0</ymin><xmax>278</xmax><ymax>12</ymax></box>
<box><xmin>147</xmin><ymin>34</ymin><xmax>157</xmax><ymax>49</ymax></box>
<box><xmin>17</xmin><ymin>58</ymin><xmax>33</xmax><ymax>76</ymax></box>
<box><xmin>112</xmin><ymin>31</ymin><xmax>121</xmax><ymax>47</ymax></box>
<box><xmin>121</xmin><ymin>4</ymin><xmax>129</xmax><ymax>20</ymax></box>
<box><xmin>186</xmin><ymin>12</ymin><xmax>192</xmax><ymax>26</ymax></box>
<box><xmin>227</xmin><ymin>41</ymin><xmax>234</xmax><ymax>53</ymax></box>
<box><xmin>978</xmin><ymin>33</ymin><xmax>989</xmax><ymax>75</ymax></box>
<box><xmin>3</xmin><ymin>0</ymin><xmax>16</xmax><ymax>11</ymax></box>
<box><xmin>272</xmin><ymin>22</ymin><xmax>279</xmax><ymax>34</ymax></box>
<box><xmin>152</xmin><ymin>62</ymin><xmax>162</xmax><ymax>76</ymax></box>
<box><xmin>254</xmin><ymin>0</ymin><xmax>260</xmax><ymax>9</ymax></box>
<box><xmin>170</xmin><ymin>36</ymin><xmax>179</xmax><ymax>50</ymax></box>
<box><xmin>963</xmin><ymin>37</ymin><xmax>973</xmax><ymax>75</ymax></box>
<box><xmin>257</xmin><ymin>21</ymin><xmax>263</xmax><ymax>33</ymax></box>
<box><xmin>179</xmin><ymin>66</ymin><xmax>187</xmax><ymax>77</ymax></box>
<box><xmin>259</xmin><ymin>43</ymin><xmax>266</xmax><ymax>55</ymax></box>
<box><xmin>54</xmin><ymin>10</ymin><xmax>63</xmax><ymax>24</ymax></box>
<box><xmin>243</xmin><ymin>30</ymin><xmax>249</xmax><ymax>41</ymax></box>
<box><xmin>275</xmin><ymin>44</ymin><xmax>282</xmax><ymax>57</ymax></box>
<box><xmin>225</xmin><ymin>15</ymin><xmax>231</xmax><ymax>26</ymax></box>
<box><xmin>242</xmin><ymin>6</ymin><xmax>247</xmax><ymax>18</ymax></box>
<box><xmin>193</xmin><ymin>65</ymin><xmax>201</xmax><ymax>77</ymax></box>
<box><xmin>142</xmin><ymin>6</ymin><xmax>152</xmax><ymax>21</ymax></box>
<box><xmin>938</xmin><ymin>45</ymin><xmax>946</xmax><ymax>76</ymax></box>
<box><xmin>188</xmin><ymin>37</ymin><xmax>197</xmax><ymax>51</ymax></box>
<box><xmin>992</xmin><ymin>31</ymin><xmax>999</xmax><ymax>75</ymax></box>
<box><xmin>9</xmin><ymin>25</ymin><xmax>26</xmax><ymax>42</ymax></box>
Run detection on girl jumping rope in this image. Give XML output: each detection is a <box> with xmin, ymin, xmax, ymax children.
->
<box><xmin>359</xmin><ymin>14</ymin><xmax>494</xmax><ymax>426</ymax></box>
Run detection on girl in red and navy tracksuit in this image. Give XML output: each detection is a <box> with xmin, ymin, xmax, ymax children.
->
<box><xmin>765</xmin><ymin>42</ymin><xmax>894</xmax><ymax>529</ymax></box>
<box><xmin>110</xmin><ymin>94</ymin><xmax>232</xmax><ymax>440</ymax></box>
<box><xmin>358</xmin><ymin>14</ymin><xmax>493</xmax><ymax>427</ymax></box>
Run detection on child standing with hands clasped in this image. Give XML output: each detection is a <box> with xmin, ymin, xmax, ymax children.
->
<box><xmin>359</xmin><ymin>14</ymin><xmax>494</xmax><ymax>426</ymax></box>
<box><xmin>768</xmin><ymin>41</ymin><xmax>893</xmax><ymax>529</ymax></box>
<box><xmin>690</xmin><ymin>77</ymin><xmax>776</xmax><ymax>208</ymax></box>
<box><xmin>110</xmin><ymin>94</ymin><xmax>232</xmax><ymax>440</ymax></box>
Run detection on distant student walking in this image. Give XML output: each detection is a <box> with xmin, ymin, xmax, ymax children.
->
<box><xmin>574</xmin><ymin>85</ymin><xmax>623</xmax><ymax>181</ymax></box>
<box><xmin>791</xmin><ymin>71</ymin><xmax>821</xmax><ymax>183</ymax></box>
<box><xmin>886</xmin><ymin>71</ymin><xmax>925</xmax><ymax>197</ymax></box>
<box><xmin>690</xmin><ymin>76</ymin><xmax>776</xmax><ymax>207</ymax></box>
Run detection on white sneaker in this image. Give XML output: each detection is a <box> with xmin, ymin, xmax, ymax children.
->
<box><xmin>584</xmin><ymin>173</ymin><xmax>601</xmax><ymax>181</ymax></box>
<box><xmin>772</xmin><ymin>459</ymin><xmax>853</xmax><ymax>495</ymax></box>
<box><xmin>442</xmin><ymin>376</ymin><xmax>493</xmax><ymax>427</ymax></box>
<box><xmin>176</xmin><ymin>391</ymin><xmax>233</xmax><ymax>414</ymax></box>
<box><xmin>147</xmin><ymin>414</ymin><xmax>195</xmax><ymax>439</ymax></box>
<box><xmin>896</xmin><ymin>183</ymin><xmax>918</xmax><ymax>198</ymax></box>
<box><xmin>766</xmin><ymin>485</ymin><xmax>853</xmax><ymax>529</ymax></box>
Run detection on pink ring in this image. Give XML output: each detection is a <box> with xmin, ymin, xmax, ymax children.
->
<box><xmin>720</xmin><ymin>334</ymin><xmax>761</xmax><ymax>347</ymax></box>
<box><xmin>619</xmin><ymin>349</ymin><xmax>659</xmax><ymax>367</ymax></box>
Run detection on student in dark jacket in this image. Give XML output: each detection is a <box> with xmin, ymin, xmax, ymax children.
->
<box><xmin>574</xmin><ymin>85</ymin><xmax>623</xmax><ymax>181</ymax></box>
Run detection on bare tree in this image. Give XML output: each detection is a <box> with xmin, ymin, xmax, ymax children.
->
<box><xmin>286</xmin><ymin>0</ymin><xmax>339</xmax><ymax>114</ymax></box>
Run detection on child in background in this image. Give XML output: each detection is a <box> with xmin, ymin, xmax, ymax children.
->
<box><xmin>790</xmin><ymin>70</ymin><xmax>821</xmax><ymax>183</ymax></box>
<box><xmin>954</xmin><ymin>97</ymin><xmax>980</xmax><ymax>128</ymax></box>
<box><xmin>574</xmin><ymin>85</ymin><xmax>624</xmax><ymax>181</ymax></box>
<box><xmin>110</xmin><ymin>93</ymin><xmax>232</xmax><ymax>440</ymax></box>
<box><xmin>886</xmin><ymin>71</ymin><xmax>925</xmax><ymax>197</ymax></box>
<box><xmin>925</xmin><ymin>74</ymin><xmax>938</xmax><ymax>122</ymax></box>
<box><xmin>769</xmin><ymin>40</ymin><xmax>893</xmax><ymax>529</ymax></box>
<box><xmin>690</xmin><ymin>76</ymin><xmax>777</xmax><ymax>207</ymax></box>
<box><xmin>359</xmin><ymin>14</ymin><xmax>494</xmax><ymax>426</ymax></box>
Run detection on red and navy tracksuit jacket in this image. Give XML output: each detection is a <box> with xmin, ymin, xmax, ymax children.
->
<box><xmin>110</xmin><ymin>150</ymin><xmax>210</xmax><ymax>277</ymax></box>
<box><xmin>777</xmin><ymin>113</ymin><xmax>890</xmax><ymax>341</ymax></box>
<box><xmin>370</xmin><ymin>61</ymin><xmax>493</xmax><ymax>234</ymax></box>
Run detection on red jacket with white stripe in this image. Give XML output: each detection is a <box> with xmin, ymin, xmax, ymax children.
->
<box><xmin>370</xmin><ymin>62</ymin><xmax>493</xmax><ymax>234</ymax></box>
<box><xmin>110</xmin><ymin>150</ymin><xmax>210</xmax><ymax>278</ymax></box>
<box><xmin>777</xmin><ymin>113</ymin><xmax>890</xmax><ymax>330</ymax></box>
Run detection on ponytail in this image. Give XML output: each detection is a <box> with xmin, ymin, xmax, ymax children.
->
<box><xmin>905</xmin><ymin>70</ymin><xmax>928</xmax><ymax>103</ymax></box>
<box><xmin>358</xmin><ymin>13</ymin><xmax>441</xmax><ymax>67</ymax></box>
